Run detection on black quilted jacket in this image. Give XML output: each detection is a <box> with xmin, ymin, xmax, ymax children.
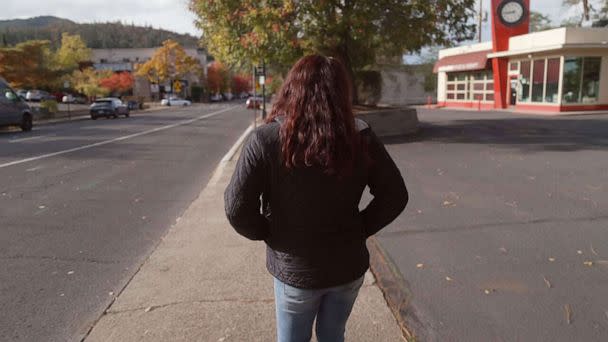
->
<box><xmin>224</xmin><ymin>119</ymin><xmax>408</xmax><ymax>289</ymax></box>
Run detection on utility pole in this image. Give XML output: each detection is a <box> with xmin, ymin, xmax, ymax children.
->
<box><xmin>262</xmin><ymin>60</ymin><xmax>267</xmax><ymax>119</ymax></box>
<box><xmin>478</xmin><ymin>0</ymin><xmax>483</xmax><ymax>43</ymax></box>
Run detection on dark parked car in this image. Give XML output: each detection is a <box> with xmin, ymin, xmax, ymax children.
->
<box><xmin>0</xmin><ymin>78</ymin><xmax>33</xmax><ymax>131</ymax></box>
<box><xmin>89</xmin><ymin>98</ymin><xmax>130</xmax><ymax>119</ymax></box>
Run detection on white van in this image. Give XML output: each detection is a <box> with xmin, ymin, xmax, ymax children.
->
<box><xmin>0</xmin><ymin>78</ymin><xmax>33</xmax><ymax>131</ymax></box>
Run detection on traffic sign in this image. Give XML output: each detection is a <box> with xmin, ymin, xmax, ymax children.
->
<box><xmin>255</xmin><ymin>65</ymin><xmax>266</xmax><ymax>76</ymax></box>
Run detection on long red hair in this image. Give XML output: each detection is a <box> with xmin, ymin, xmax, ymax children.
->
<box><xmin>267</xmin><ymin>55</ymin><xmax>361</xmax><ymax>177</ymax></box>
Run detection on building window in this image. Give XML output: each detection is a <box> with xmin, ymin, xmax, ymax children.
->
<box><xmin>545</xmin><ymin>58</ymin><xmax>560</xmax><ymax>103</ymax></box>
<box><xmin>445</xmin><ymin>71</ymin><xmax>494</xmax><ymax>102</ymax></box>
<box><xmin>562</xmin><ymin>57</ymin><xmax>602</xmax><ymax>104</ymax></box>
<box><xmin>531</xmin><ymin>59</ymin><xmax>546</xmax><ymax>102</ymax></box>
<box><xmin>509</xmin><ymin>62</ymin><xmax>519</xmax><ymax>71</ymax></box>
<box><xmin>582</xmin><ymin>57</ymin><xmax>601</xmax><ymax>103</ymax></box>
<box><xmin>518</xmin><ymin>60</ymin><xmax>531</xmax><ymax>102</ymax></box>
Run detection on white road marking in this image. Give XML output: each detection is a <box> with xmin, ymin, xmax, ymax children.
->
<box><xmin>0</xmin><ymin>106</ymin><xmax>237</xmax><ymax>170</ymax></box>
<box><xmin>9</xmin><ymin>135</ymin><xmax>46</xmax><ymax>143</ymax></box>
<box><xmin>221</xmin><ymin>124</ymin><xmax>254</xmax><ymax>163</ymax></box>
<box><xmin>26</xmin><ymin>165</ymin><xmax>44</xmax><ymax>172</ymax></box>
<box><xmin>208</xmin><ymin>123</ymin><xmax>254</xmax><ymax>186</ymax></box>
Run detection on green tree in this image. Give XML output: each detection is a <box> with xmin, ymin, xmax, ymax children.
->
<box><xmin>135</xmin><ymin>39</ymin><xmax>201</xmax><ymax>85</ymax></box>
<box><xmin>189</xmin><ymin>0</ymin><xmax>476</xmax><ymax>103</ymax></box>
<box><xmin>70</xmin><ymin>68</ymin><xmax>112</xmax><ymax>98</ymax></box>
<box><xmin>530</xmin><ymin>11</ymin><xmax>554</xmax><ymax>32</ymax></box>
<box><xmin>55</xmin><ymin>33</ymin><xmax>92</xmax><ymax>71</ymax></box>
<box><xmin>0</xmin><ymin>40</ymin><xmax>59</xmax><ymax>89</ymax></box>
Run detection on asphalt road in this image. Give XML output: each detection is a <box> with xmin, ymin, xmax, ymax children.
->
<box><xmin>0</xmin><ymin>103</ymin><xmax>252</xmax><ymax>342</ymax></box>
<box><xmin>378</xmin><ymin>109</ymin><xmax>608</xmax><ymax>341</ymax></box>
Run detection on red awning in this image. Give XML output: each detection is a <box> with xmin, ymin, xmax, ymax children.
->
<box><xmin>433</xmin><ymin>50</ymin><xmax>492</xmax><ymax>73</ymax></box>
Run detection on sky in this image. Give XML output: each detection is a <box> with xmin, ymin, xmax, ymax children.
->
<box><xmin>1</xmin><ymin>0</ymin><xmax>601</xmax><ymax>39</ymax></box>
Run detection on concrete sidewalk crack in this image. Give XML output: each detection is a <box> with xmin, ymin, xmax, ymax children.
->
<box><xmin>0</xmin><ymin>254</ymin><xmax>121</xmax><ymax>265</ymax></box>
<box><xmin>105</xmin><ymin>297</ymin><xmax>275</xmax><ymax>315</ymax></box>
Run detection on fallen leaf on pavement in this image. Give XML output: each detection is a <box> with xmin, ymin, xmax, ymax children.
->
<box><xmin>583</xmin><ymin>261</ymin><xmax>594</xmax><ymax>267</ymax></box>
<box><xmin>577</xmin><ymin>250</ymin><xmax>583</xmax><ymax>255</ymax></box>
<box><xmin>144</xmin><ymin>306</ymin><xmax>153</xmax><ymax>312</ymax></box>
<box><xmin>548</xmin><ymin>257</ymin><xmax>556</xmax><ymax>262</ymax></box>
<box><xmin>542</xmin><ymin>275</ymin><xmax>552</xmax><ymax>288</ymax></box>
<box><xmin>499</xmin><ymin>247</ymin><xmax>507</xmax><ymax>253</ymax></box>
<box><xmin>442</xmin><ymin>201</ymin><xmax>454</xmax><ymax>207</ymax></box>
<box><xmin>590</xmin><ymin>244</ymin><xmax>599</xmax><ymax>256</ymax></box>
<box><xmin>445</xmin><ymin>276</ymin><xmax>452</xmax><ymax>281</ymax></box>
<box><xmin>416</xmin><ymin>263</ymin><xmax>424</xmax><ymax>269</ymax></box>
<box><xmin>565</xmin><ymin>304</ymin><xmax>572</xmax><ymax>325</ymax></box>
<box><xmin>67</xmin><ymin>271</ymin><xmax>74</xmax><ymax>275</ymax></box>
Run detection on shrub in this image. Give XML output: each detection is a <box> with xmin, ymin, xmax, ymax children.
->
<box><xmin>40</xmin><ymin>99</ymin><xmax>58</xmax><ymax>113</ymax></box>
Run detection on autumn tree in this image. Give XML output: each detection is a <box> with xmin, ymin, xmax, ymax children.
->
<box><xmin>55</xmin><ymin>33</ymin><xmax>92</xmax><ymax>72</ymax></box>
<box><xmin>232</xmin><ymin>74</ymin><xmax>251</xmax><ymax>94</ymax></box>
<box><xmin>206</xmin><ymin>62</ymin><xmax>229</xmax><ymax>94</ymax></box>
<box><xmin>70</xmin><ymin>68</ymin><xmax>112</xmax><ymax>99</ymax></box>
<box><xmin>0</xmin><ymin>40</ymin><xmax>59</xmax><ymax>89</ymax></box>
<box><xmin>135</xmin><ymin>39</ymin><xmax>201</xmax><ymax>86</ymax></box>
<box><xmin>190</xmin><ymin>0</ymin><xmax>476</xmax><ymax>103</ymax></box>
<box><xmin>99</xmin><ymin>72</ymin><xmax>135</xmax><ymax>95</ymax></box>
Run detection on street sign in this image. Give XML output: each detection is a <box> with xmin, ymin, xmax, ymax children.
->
<box><xmin>259</xmin><ymin>76</ymin><xmax>266</xmax><ymax>85</ymax></box>
<box><xmin>255</xmin><ymin>65</ymin><xmax>266</xmax><ymax>76</ymax></box>
<box><xmin>63</xmin><ymin>81</ymin><xmax>70</xmax><ymax>89</ymax></box>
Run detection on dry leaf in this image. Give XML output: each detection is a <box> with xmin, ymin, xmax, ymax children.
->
<box><xmin>577</xmin><ymin>250</ymin><xmax>583</xmax><ymax>255</ymax></box>
<box><xmin>543</xmin><ymin>275</ymin><xmax>552</xmax><ymax>288</ymax></box>
<box><xmin>445</xmin><ymin>276</ymin><xmax>452</xmax><ymax>281</ymax></box>
<box><xmin>416</xmin><ymin>263</ymin><xmax>424</xmax><ymax>269</ymax></box>
<box><xmin>484</xmin><ymin>289</ymin><xmax>492</xmax><ymax>294</ymax></box>
<box><xmin>499</xmin><ymin>247</ymin><xmax>507</xmax><ymax>253</ymax></box>
<box><xmin>590</xmin><ymin>244</ymin><xmax>599</xmax><ymax>256</ymax></box>
<box><xmin>144</xmin><ymin>306</ymin><xmax>153</xmax><ymax>312</ymax></box>
<box><xmin>583</xmin><ymin>261</ymin><xmax>594</xmax><ymax>267</ymax></box>
<box><xmin>548</xmin><ymin>257</ymin><xmax>556</xmax><ymax>262</ymax></box>
<box><xmin>564</xmin><ymin>304</ymin><xmax>572</xmax><ymax>325</ymax></box>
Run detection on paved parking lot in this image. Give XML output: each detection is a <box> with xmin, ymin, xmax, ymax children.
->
<box><xmin>378</xmin><ymin>108</ymin><xmax>608</xmax><ymax>341</ymax></box>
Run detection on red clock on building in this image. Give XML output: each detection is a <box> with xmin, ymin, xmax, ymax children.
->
<box><xmin>491</xmin><ymin>0</ymin><xmax>530</xmax><ymax>108</ymax></box>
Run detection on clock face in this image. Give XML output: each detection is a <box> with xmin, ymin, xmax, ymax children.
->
<box><xmin>499</xmin><ymin>0</ymin><xmax>526</xmax><ymax>26</ymax></box>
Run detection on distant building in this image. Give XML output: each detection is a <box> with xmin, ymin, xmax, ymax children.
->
<box><xmin>435</xmin><ymin>27</ymin><xmax>608</xmax><ymax>112</ymax></box>
<box><xmin>91</xmin><ymin>48</ymin><xmax>207</xmax><ymax>100</ymax></box>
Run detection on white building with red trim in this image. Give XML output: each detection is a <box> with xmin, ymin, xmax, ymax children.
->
<box><xmin>434</xmin><ymin>0</ymin><xmax>608</xmax><ymax>113</ymax></box>
<box><xmin>435</xmin><ymin>27</ymin><xmax>608</xmax><ymax>112</ymax></box>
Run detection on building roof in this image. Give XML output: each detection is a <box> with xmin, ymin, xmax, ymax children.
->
<box><xmin>433</xmin><ymin>50</ymin><xmax>492</xmax><ymax>73</ymax></box>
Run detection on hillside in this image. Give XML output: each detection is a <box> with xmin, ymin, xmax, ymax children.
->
<box><xmin>0</xmin><ymin>16</ymin><xmax>199</xmax><ymax>49</ymax></box>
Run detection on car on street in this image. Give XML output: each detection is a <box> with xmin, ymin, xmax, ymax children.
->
<box><xmin>16</xmin><ymin>89</ymin><xmax>28</xmax><ymax>100</ymax></box>
<box><xmin>25</xmin><ymin>89</ymin><xmax>54</xmax><ymax>102</ymax></box>
<box><xmin>160</xmin><ymin>97</ymin><xmax>191</xmax><ymax>106</ymax></box>
<box><xmin>0</xmin><ymin>78</ymin><xmax>33</xmax><ymax>131</ymax></box>
<box><xmin>89</xmin><ymin>98</ymin><xmax>130</xmax><ymax>119</ymax></box>
<box><xmin>246</xmin><ymin>96</ymin><xmax>264</xmax><ymax>109</ymax></box>
<box><xmin>209</xmin><ymin>93</ymin><xmax>223</xmax><ymax>102</ymax></box>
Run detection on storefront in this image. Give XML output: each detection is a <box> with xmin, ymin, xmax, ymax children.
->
<box><xmin>435</xmin><ymin>27</ymin><xmax>608</xmax><ymax>112</ymax></box>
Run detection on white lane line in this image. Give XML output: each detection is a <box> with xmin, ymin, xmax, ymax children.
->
<box><xmin>0</xmin><ymin>106</ymin><xmax>238</xmax><ymax>170</ymax></box>
<box><xmin>221</xmin><ymin>124</ymin><xmax>254</xmax><ymax>163</ymax></box>
<box><xmin>208</xmin><ymin>123</ymin><xmax>254</xmax><ymax>187</ymax></box>
<box><xmin>9</xmin><ymin>135</ymin><xmax>46</xmax><ymax>143</ymax></box>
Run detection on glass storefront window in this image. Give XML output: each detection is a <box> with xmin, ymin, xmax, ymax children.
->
<box><xmin>562</xmin><ymin>57</ymin><xmax>582</xmax><ymax>103</ymax></box>
<box><xmin>518</xmin><ymin>61</ymin><xmax>531</xmax><ymax>102</ymax></box>
<box><xmin>531</xmin><ymin>59</ymin><xmax>545</xmax><ymax>102</ymax></box>
<box><xmin>562</xmin><ymin>57</ymin><xmax>602</xmax><ymax>104</ymax></box>
<box><xmin>582</xmin><ymin>57</ymin><xmax>601</xmax><ymax>103</ymax></box>
<box><xmin>545</xmin><ymin>58</ymin><xmax>560</xmax><ymax>103</ymax></box>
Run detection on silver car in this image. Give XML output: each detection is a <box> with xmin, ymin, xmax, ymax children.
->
<box><xmin>0</xmin><ymin>78</ymin><xmax>33</xmax><ymax>131</ymax></box>
<box><xmin>90</xmin><ymin>98</ymin><xmax>130</xmax><ymax>119</ymax></box>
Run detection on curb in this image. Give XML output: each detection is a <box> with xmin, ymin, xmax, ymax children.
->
<box><xmin>368</xmin><ymin>236</ymin><xmax>421</xmax><ymax>341</ymax></box>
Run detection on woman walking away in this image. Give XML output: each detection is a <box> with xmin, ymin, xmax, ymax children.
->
<box><xmin>224</xmin><ymin>55</ymin><xmax>408</xmax><ymax>342</ymax></box>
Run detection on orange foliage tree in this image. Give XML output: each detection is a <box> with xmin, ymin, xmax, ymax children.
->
<box><xmin>99</xmin><ymin>72</ymin><xmax>135</xmax><ymax>94</ymax></box>
<box><xmin>232</xmin><ymin>74</ymin><xmax>251</xmax><ymax>95</ymax></box>
<box><xmin>206</xmin><ymin>62</ymin><xmax>228</xmax><ymax>94</ymax></box>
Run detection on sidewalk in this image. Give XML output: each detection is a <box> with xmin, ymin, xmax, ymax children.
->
<box><xmin>84</xmin><ymin>127</ymin><xmax>405</xmax><ymax>342</ymax></box>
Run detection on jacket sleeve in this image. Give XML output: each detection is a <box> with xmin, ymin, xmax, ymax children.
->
<box><xmin>224</xmin><ymin>130</ymin><xmax>269</xmax><ymax>240</ymax></box>
<box><xmin>360</xmin><ymin>129</ymin><xmax>408</xmax><ymax>237</ymax></box>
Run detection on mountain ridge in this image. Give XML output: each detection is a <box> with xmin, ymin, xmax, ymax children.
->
<box><xmin>0</xmin><ymin>16</ymin><xmax>199</xmax><ymax>49</ymax></box>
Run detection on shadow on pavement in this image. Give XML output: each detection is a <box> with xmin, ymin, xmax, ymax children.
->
<box><xmin>382</xmin><ymin>117</ymin><xmax>608</xmax><ymax>152</ymax></box>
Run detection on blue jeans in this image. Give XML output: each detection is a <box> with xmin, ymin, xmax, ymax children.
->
<box><xmin>273</xmin><ymin>275</ymin><xmax>365</xmax><ymax>342</ymax></box>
